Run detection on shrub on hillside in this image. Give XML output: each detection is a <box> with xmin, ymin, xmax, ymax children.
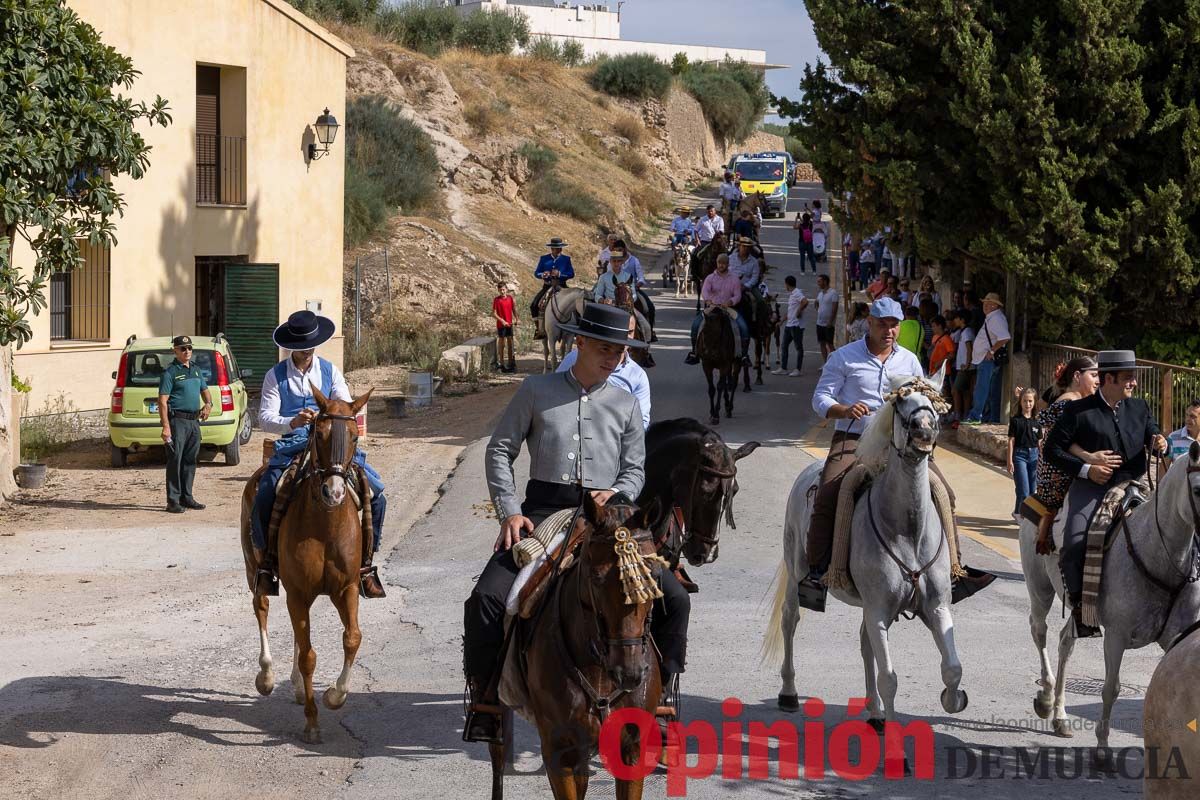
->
<box><xmin>589</xmin><ymin>54</ymin><xmax>671</xmax><ymax>100</ymax></box>
<box><xmin>286</xmin><ymin>0</ymin><xmax>380</xmax><ymax>25</ymax></box>
<box><xmin>526</xmin><ymin>35</ymin><xmax>586</xmax><ymax>67</ymax></box>
<box><xmin>344</xmin><ymin>95</ymin><xmax>440</xmax><ymax>245</ymax></box>
<box><xmin>375</xmin><ymin>2</ymin><xmax>459</xmax><ymax>56</ymax></box>
<box><xmin>617</xmin><ymin>150</ymin><xmax>649</xmax><ymax>177</ymax></box>
<box><xmin>682</xmin><ymin>61</ymin><xmax>769</xmax><ymax>144</ymax></box>
<box><xmin>612</xmin><ymin>115</ymin><xmax>645</xmax><ymax>146</ymax></box>
<box><xmin>464</xmin><ymin>102</ymin><xmax>504</xmax><ymax>135</ymax></box>
<box><xmin>457</xmin><ymin>8</ymin><xmax>530</xmax><ymax>55</ymax></box>
<box><xmin>516</xmin><ymin>142</ymin><xmax>558</xmax><ymax>177</ymax></box>
<box><xmin>561</xmin><ymin>40</ymin><xmax>585</xmax><ymax>68</ymax></box>
<box><xmin>527</xmin><ymin>173</ymin><xmax>603</xmax><ymax>221</ymax></box>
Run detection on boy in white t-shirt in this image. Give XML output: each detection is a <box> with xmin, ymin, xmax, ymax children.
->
<box><xmin>950</xmin><ymin>310</ymin><xmax>974</xmax><ymax>425</ymax></box>
<box><xmin>773</xmin><ymin>275</ymin><xmax>809</xmax><ymax>376</ymax></box>
<box><xmin>814</xmin><ymin>273</ymin><xmax>839</xmax><ymax>362</ymax></box>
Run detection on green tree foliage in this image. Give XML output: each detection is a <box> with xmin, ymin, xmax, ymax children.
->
<box><xmin>681</xmin><ymin>60</ymin><xmax>769</xmax><ymax>145</ymax></box>
<box><xmin>286</xmin><ymin>0</ymin><xmax>380</xmax><ymax>25</ymax></box>
<box><xmin>759</xmin><ymin>122</ymin><xmax>811</xmax><ymax>163</ymax></box>
<box><xmin>589</xmin><ymin>54</ymin><xmax>672</xmax><ymax>100</ymax></box>
<box><xmin>0</xmin><ymin>0</ymin><xmax>171</xmax><ymax>348</ymax></box>
<box><xmin>344</xmin><ymin>96</ymin><xmax>440</xmax><ymax>245</ymax></box>
<box><xmin>456</xmin><ymin>8</ymin><xmax>530</xmax><ymax>55</ymax></box>
<box><xmin>670</xmin><ymin>52</ymin><xmax>691</xmax><ymax>75</ymax></box>
<box><xmin>375</xmin><ymin>2</ymin><xmax>460</xmax><ymax>56</ymax></box>
<box><xmin>781</xmin><ymin>0</ymin><xmax>1200</xmax><ymax>345</ymax></box>
<box><xmin>526</xmin><ymin>35</ymin><xmax>585</xmax><ymax>67</ymax></box>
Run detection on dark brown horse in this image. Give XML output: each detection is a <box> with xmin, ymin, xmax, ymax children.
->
<box><xmin>690</xmin><ymin>232</ymin><xmax>727</xmax><ymax>306</ymax></box>
<box><xmin>495</xmin><ymin>494</ymin><xmax>667</xmax><ymax>800</ymax></box>
<box><xmin>638</xmin><ymin>418</ymin><xmax>760</xmax><ymax>568</ymax></box>
<box><xmin>741</xmin><ymin>291</ymin><xmax>780</xmax><ymax>390</ymax></box>
<box><xmin>697</xmin><ymin>307</ymin><xmax>738</xmax><ymax>425</ymax></box>
<box><xmin>239</xmin><ymin>386</ymin><xmax>373</xmax><ymax>744</ymax></box>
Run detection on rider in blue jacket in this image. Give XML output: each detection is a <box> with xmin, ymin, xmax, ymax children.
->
<box><xmin>531</xmin><ymin>237</ymin><xmax>574</xmax><ymax>340</ymax></box>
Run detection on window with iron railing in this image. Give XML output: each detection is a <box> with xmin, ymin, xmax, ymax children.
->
<box><xmin>196</xmin><ymin>134</ymin><xmax>247</xmax><ymax>205</ymax></box>
<box><xmin>50</xmin><ymin>239</ymin><xmax>110</xmax><ymax>343</ymax></box>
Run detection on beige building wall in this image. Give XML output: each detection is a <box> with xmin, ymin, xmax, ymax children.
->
<box><xmin>13</xmin><ymin>0</ymin><xmax>352</xmax><ymax>412</ymax></box>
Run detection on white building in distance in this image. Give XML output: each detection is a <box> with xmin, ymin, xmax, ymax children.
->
<box><xmin>448</xmin><ymin>0</ymin><xmax>783</xmax><ymax>69</ymax></box>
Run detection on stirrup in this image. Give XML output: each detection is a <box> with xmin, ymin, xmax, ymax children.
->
<box><xmin>463</xmin><ymin>681</ymin><xmax>503</xmax><ymax>744</ymax></box>
<box><xmin>359</xmin><ymin>565</ymin><xmax>386</xmax><ymax>599</ymax></box>
<box><xmin>796</xmin><ymin>569</ymin><xmax>827</xmax><ymax>613</ymax></box>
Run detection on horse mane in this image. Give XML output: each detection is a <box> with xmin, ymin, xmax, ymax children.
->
<box><xmin>854</xmin><ymin>403</ymin><xmax>895</xmax><ymax>475</ymax></box>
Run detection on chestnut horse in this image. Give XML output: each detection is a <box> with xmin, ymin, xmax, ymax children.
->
<box><xmin>494</xmin><ymin>494</ymin><xmax>666</xmax><ymax>800</ymax></box>
<box><xmin>239</xmin><ymin>386</ymin><xmax>373</xmax><ymax>744</ymax></box>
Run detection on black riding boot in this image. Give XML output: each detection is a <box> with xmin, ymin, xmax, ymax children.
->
<box><xmin>464</xmin><ymin>676</ymin><xmax>503</xmax><ymax>743</ymax></box>
<box><xmin>1068</xmin><ymin>594</ymin><xmax>1101</xmax><ymax>638</ymax></box>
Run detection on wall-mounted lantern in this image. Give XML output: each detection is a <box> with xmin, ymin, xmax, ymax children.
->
<box><xmin>307</xmin><ymin>107</ymin><xmax>340</xmax><ymax>162</ymax></box>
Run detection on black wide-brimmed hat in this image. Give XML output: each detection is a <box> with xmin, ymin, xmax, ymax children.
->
<box><xmin>561</xmin><ymin>303</ymin><xmax>648</xmax><ymax>349</ymax></box>
<box><xmin>545</xmin><ymin>237</ymin><xmax>568</xmax><ymax>249</ymax></box>
<box><xmin>273</xmin><ymin>310</ymin><xmax>336</xmax><ymax>350</ymax></box>
<box><xmin>1096</xmin><ymin>350</ymin><xmax>1151</xmax><ymax>371</ymax></box>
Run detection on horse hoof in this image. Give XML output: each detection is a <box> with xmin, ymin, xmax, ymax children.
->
<box><xmin>293</xmin><ymin>688</ymin><xmax>306</xmax><ymax>706</ymax></box>
<box><xmin>941</xmin><ymin>687</ymin><xmax>968</xmax><ymax>714</ymax></box>
<box><xmin>710</xmin><ymin>416</ymin><xmax>720</xmax><ymax>425</ymax></box>
<box><xmin>301</xmin><ymin>727</ymin><xmax>322</xmax><ymax>745</ymax></box>
<box><xmin>1033</xmin><ymin>695</ymin><xmax>1053</xmax><ymax>720</ymax></box>
<box><xmin>1091</xmin><ymin>748</ymin><xmax>1116</xmax><ymax>773</ymax></box>
<box><xmin>1052</xmin><ymin>719</ymin><xmax>1074</xmax><ymax>738</ymax></box>
<box><xmin>777</xmin><ymin>694</ymin><xmax>800</xmax><ymax>712</ymax></box>
<box><xmin>323</xmin><ymin>687</ymin><xmax>348</xmax><ymax>710</ymax></box>
<box><xmin>255</xmin><ymin>671</ymin><xmax>275</xmax><ymax>697</ymax></box>
<box><xmin>868</xmin><ymin>718</ymin><xmax>886</xmax><ymax>734</ymax></box>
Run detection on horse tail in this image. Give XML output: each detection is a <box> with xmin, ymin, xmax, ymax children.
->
<box><xmin>760</xmin><ymin>558</ymin><xmax>793</xmax><ymax>668</ymax></box>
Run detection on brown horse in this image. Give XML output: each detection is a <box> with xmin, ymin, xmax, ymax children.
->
<box><xmin>697</xmin><ymin>307</ymin><xmax>738</xmax><ymax>424</ymax></box>
<box><xmin>690</xmin><ymin>232</ymin><xmax>727</xmax><ymax>306</ymax></box>
<box><xmin>239</xmin><ymin>386</ymin><xmax>373</xmax><ymax>744</ymax></box>
<box><xmin>613</xmin><ymin>281</ymin><xmax>654</xmax><ymax>370</ymax></box>
<box><xmin>741</xmin><ymin>291</ymin><xmax>780</xmax><ymax>390</ymax></box>
<box><xmin>495</xmin><ymin>494</ymin><xmax>667</xmax><ymax>799</ymax></box>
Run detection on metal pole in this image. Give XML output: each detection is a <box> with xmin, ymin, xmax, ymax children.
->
<box><xmin>384</xmin><ymin>248</ymin><xmax>391</xmax><ymax>301</ymax></box>
<box><xmin>355</xmin><ymin>256</ymin><xmax>362</xmax><ymax>348</ymax></box>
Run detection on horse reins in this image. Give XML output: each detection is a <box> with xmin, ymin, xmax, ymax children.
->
<box><xmin>300</xmin><ymin>410</ymin><xmax>359</xmax><ymax>502</ymax></box>
<box><xmin>865</xmin><ymin>488</ymin><xmax>945</xmax><ymax>618</ymax></box>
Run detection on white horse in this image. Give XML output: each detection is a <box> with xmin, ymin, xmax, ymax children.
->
<box><xmin>673</xmin><ymin>245</ymin><xmax>692</xmax><ymax>299</ymax></box>
<box><xmin>541</xmin><ymin>287</ymin><xmax>588</xmax><ymax>372</ymax></box>
<box><xmin>764</xmin><ymin>369</ymin><xmax>968</xmax><ymax>755</ymax></box>
<box><xmin>1019</xmin><ymin>439</ymin><xmax>1200</xmax><ymax>759</ymax></box>
<box><xmin>1144</xmin><ymin>616</ymin><xmax>1200</xmax><ymax>798</ymax></box>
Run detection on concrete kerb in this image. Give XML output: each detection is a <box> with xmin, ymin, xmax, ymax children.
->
<box><xmin>798</xmin><ymin>419</ymin><xmax>1021</xmax><ymax>562</ymax></box>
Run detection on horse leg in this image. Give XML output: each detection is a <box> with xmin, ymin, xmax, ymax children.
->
<box><xmin>755</xmin><ymin>338</ymin><xmax>764</xmax><ymax>386</ymax></box>
<box><xmin>860</xmin><ymin>620</ymin><xmax>883</xmax><ymax>725</ymax></box>
<box><xmin>864</xmin><ymin>614</ymin><xmax>905</xmax><ymax>773</ymax></box>
<box><xmin>1050</xmin><ymin>617</ymin><xmax>1077</xmax><ymax>737</ymax></box>
<box><xmin>1094</xmin><ymin>633</ymin><xmax>1128</xmax><ymax>769</ymax></box>
<box><xmin>777</xmin><ymin>586</ymin><xmax>802</xmax><ymax>711</ymax></box>
<box><xmin>725</xmin><ymin>369</ymin><xmax>735</xmax><ymax>418</ymax></box>
<box><xmin>291</xmin><ymin>640</ymin><xmax>305</xmax><ymax>706</ymax></box>
<box><xmin>253</xmin><ymin>592</ymin><xmax>275</xmax><ymax>696</ymax></box>
<box><xmin>322</xmin><ymin>586</ymin><xmax>362</xmax><ymax>710</ymax></box>
<box><xmin>1028</xmin><ymin>581</ymin><xmax>1056</xmax><ymax>721</ymax></box>
<box><xmin>286</xmin><ymin>592</ymin><xmax>321</xmax><ymax>743</ymax></box>
<box><xmin>706</xmin><ymin>369</ymin><xmax>719</xmax><ymax>425</ymax></box>
<box><xmin>921</xmin><ymin>605</ymin><xmax>967</xmax><ymax>714</ymax></box>
<box><xmin>488</xmin><ymin>711</ymin><xmax>511</xmax><ymax>800</ymax></box>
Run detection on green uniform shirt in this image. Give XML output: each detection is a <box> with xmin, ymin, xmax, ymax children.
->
<box><xmin>159</xmin><ymin>359</ymin><xmax>206</xmax><ymax>412</ymax></box>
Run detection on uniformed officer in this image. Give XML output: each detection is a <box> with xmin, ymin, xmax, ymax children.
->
<box><xmin>158</xmin><ymin>335</ymin><xmax>212</xmax><ymax>513</ymax></box>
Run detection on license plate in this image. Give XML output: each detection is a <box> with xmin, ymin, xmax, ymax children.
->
<box><xmin>148</xmin><ymin>402</ymin><xmax>158</xmax><ymax>413</ymax></box>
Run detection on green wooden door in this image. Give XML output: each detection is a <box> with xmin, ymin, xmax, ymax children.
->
<box><xmin>223</xmin><ymin>263</ymin><xmax>279</xmax><ymax>393</ymax></box>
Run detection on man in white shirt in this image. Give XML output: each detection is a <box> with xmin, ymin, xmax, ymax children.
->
<box><xmin>773</xmin><ymin>275</ymin><xmax>807</xmax><ymax>377</ymax></box>
<box><xmin>718</xmin><ymin>171</ymin><xmax>744</xmax><ymax>222</ymax></box>
<box><xmin>814</xmin><ymin>273</ymin><xmax>839</xmax><ymax>363</ymax></box>
<box><xmin>556</xmin><ymin>322</ymin><xmax>652</xmax><ymax>430</ymax></box>
<box><xmin>596</xmin><ymin>233</ymin><xmax>619</xmax><ymax>280</ymax></box>
<box><xmin>964</xmin><ymin>292</ymin><xmax>1012</xmax><ymax>425</ymax></box>
<box><xmin>695</xmin><ymin>205</ymin><xmax>725</xmax><ymax>245</ymax></box>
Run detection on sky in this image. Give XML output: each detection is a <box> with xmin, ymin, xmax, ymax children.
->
<box><xmin>617</xmin><ymin>0</ymin><xmax>823</xmax><ymax>120</ymax></box>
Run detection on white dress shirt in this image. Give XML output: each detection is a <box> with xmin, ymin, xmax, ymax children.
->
<box><xmin>785</xmin><ymin>288</ymin><xmax>807</xmax><ymax>328</ymax></box>
<box><xmin>696</xmin><ymin>214</ymin><xmax>725</xmax><ymax>243</ymax></box>
<box><xmin>812</xmin><ymin>338</ymin><xmax>924</xmax><ymax>433</ymax></box>
<box><xmin>258</xmin><ymin>355</ymin><xmax>351</xmax><ymax>435</ymax></box>
<box><xmin>557</xmin><ymin>349</ymin><xmax>651</xmax><ymax>430</ymax></box>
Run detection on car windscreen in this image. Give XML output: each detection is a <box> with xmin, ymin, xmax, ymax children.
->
<box><xmin>736</xmin><ymin>161</ymin><xmax>787</xmax><ymax>181</ymax></box>
<box><xmin>127</xmin><ymin>349</ymin><xmax>218</xmax><ymax>388</ymax></box>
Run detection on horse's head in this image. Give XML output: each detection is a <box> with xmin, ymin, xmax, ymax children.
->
<box><xmin>858</xmin><ymin>374</ymin><xmax>947</xmax><ymax>471</ymax></box>
<box><xmin>309</xmin><ymin>386</ymin><xmax>373</xmax><ymax>508</ymax></box>
<box><xmin>1168</xmin><ymin>439</ymin><xmax>1200</xmax><ymax>527</ymax></box>
<box><xmin>579</xmin><ymin>493</ymin><xmax>665</xmax><ymax>691</ymax></box>
<box><xmin>679</xmin><ymin>437</ymin><xmax>759</xmax><ymax>566</ymax></box>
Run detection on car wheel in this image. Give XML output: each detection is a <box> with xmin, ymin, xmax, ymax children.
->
<box><xmin>238</xmin><ymin>412</ymin><xmax>253</xmax><ymax>445</ymax></box>
<box><xmin>110</xmin><ymin>443</ymin><xmax>127</xmax><ymax>468</ymax></box>
<box><xmin>225</xmin><ymin>435</ymin><xmax>241</xmax><ymax>466</ymax></box>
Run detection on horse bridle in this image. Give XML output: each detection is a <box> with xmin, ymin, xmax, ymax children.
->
<box><xmin>680</xmin><ymin>454</ymin><xmax>738</xmax><ymax>556</ymax></box>
<box><xmin>303</xmin><ymin>411</ymin><xmax>359</xmax><ymax>491</ymax></box>
<box><xmin>889</xmin><ymin>387</ymin><xmax>940</xmax><ymax>458</ymax></box>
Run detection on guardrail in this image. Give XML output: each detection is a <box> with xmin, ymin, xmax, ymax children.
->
<box><xmin>1030</xmin><ymin>342</ymin><xmax>1200</xmax><ymax>432</ymax></box>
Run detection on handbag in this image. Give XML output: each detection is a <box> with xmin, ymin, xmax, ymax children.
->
<box><xmin>983</xmin><ymin>320</ymin><xmax>1010</xmax><ymax>365</ymax></box>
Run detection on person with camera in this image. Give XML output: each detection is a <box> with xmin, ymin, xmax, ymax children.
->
<box><xmin>963</xmin><ymin>293</ymin><xmax>1011</xmax><ymax>425</ymax></box>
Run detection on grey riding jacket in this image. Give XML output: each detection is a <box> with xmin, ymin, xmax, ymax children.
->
<box><xmin>486</xmin><ymin>371</ymin><xmax>645</xmax><ymax>520</ymax></box>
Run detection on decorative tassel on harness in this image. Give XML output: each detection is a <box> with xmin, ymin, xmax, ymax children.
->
<box><xmin>614</xmin><ymin>527</ymin><xmax>670</xmax><ymax>605</ymax></box>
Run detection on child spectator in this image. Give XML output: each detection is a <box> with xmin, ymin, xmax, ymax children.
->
<box><xmin>918</xmin><ymin>299</ymin><xmax>938</xmax><ymax>365</ymax></box>
<box><xmin>951</xmin><ymin>311</ymin><xmax>974</xmax><ymax>425</ymax></box>
<box><xmin>773</xmin><ymin>275</ymin><xmax>808</xmax><ymax>377</ymax></box>
<box><xmin>1008</xmin><ymin>388</ymin><xmax>1042</xmax><ymax>518</ymax></box>
<box><xmin>492</xmin><ymin>282</ymin><xmax>516</xmax><ymax>373</ymax></box>
<box><xmin>846</xmin><ymin>301</ymin><xmax>870</xmax><ymax>342</ymax></box>
<box><xmin>928</xmin><ymin>314</ymin><xmax>955</xmax><ymax>377</ymax></box>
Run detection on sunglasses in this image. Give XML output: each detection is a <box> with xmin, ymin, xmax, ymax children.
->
<box><xmin>176</xmin><ymin>345</ymin><xmax>193</xmax><ymax>352</ymax></box>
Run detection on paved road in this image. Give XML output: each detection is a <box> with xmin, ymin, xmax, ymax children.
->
<box><xmin>348</xmin><ymin>182</ymin><xmax>1159</xmax><ymax>797</ymax></box>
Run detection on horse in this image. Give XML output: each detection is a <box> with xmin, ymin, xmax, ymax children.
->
<box><xmin>1144</xmin><ymin>618</ymin><xmax>1200</xmax><ymax>798</ymax></box>
<box><xmin>493</xmin><ymin>494</ymin><xmax>667</xmax><ymax>800</ymax></box>
<box><xmin>696</xmin><ymin>307</ymin><xmax>738</xmax><ymax>425</ymax></box>
<box><xmin>731</xmin><ymin>192</ymin><xmax>768</xmax><ymax>228</ymax></box>
<box><xmin>542</xmin><ymin>287</ymin><xmax>589</xmax><ymax>372</ymax></box>
<box><xmin>690</xmin><ymin>232</ymin><xmax>727</xmax><ymax>306</ymax></box>
<box><xmin>1018</xmin><ymin>440</ymin><xmax>1200</xmax><ymax>760</ymax></box>
<box><xmin>669</xmin><ymin>242</ymin><xmax>692</xmax><ymax>299</ymax></box>
<box><xmin>612</xmin><ymin>281</ymin><xmax>654</xmax><ymax>370</ymax></box>
<box><xmin>638</xmin><ymin>418</ymin><xmax>759</xmax><ymax>569</ymax></box>
<box><xmin>763</xmin><ymin>371</ymin><xmax>969</xmax><ymax>768</ymax></box>
<box><xmin>239</xmin><ymin>386</ymin><xmax>374</xmax><ymax>744</ymax></box>
<box><xmin>740</xmin><ymin>290</ymin><xmax>779</xmax><ymax>391</ymax></box>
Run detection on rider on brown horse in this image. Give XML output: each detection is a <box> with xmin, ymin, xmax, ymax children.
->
<box><xmin>252</xmin><ymin>311</ymin><xmax>387</xmax><ymax>599</ymax></box>
<box><xmin>463</xmin><ymin>303</ymin><xmax>689</xmax><ymax>743</ymax></box>
<box><xmin>531</xmin><ymin>237</ymin><xmax>574</xmax><ymax>341</ymax></box>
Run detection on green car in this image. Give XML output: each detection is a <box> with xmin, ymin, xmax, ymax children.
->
<box><xmin>107</xmin><ymin>334</ymin><xmax>254</xmax><ymax>468</ymax></box>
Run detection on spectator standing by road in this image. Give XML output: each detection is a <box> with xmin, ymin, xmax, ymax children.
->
<box><xmin>928</xmin><ymin>314</ymin><xmax>955</xmax><ymax>376</ymax></box>
<box><xmin>158</xmin><ymin>335</ymin><xmax>212</xmax><ymax>514</ymax></box>
<box><xmin>1167</xmin><ymin>399</ymin><xmax>1200</xmax><ymax>463</ymax></box>
<box><xmin>860</xmin><ymin>247</ymin><xmax>878</xmax><ymax>287</ymax></box>
<box><xmin>1008</xmin><ymin>387</ymin><xmax>1042</xmax><ymax>517</ymax></box>
<box><xmin>845</xmin><ymin>302</ymin><xmax>869</xmax><ymax>342</ymax></box>
<box><xmin>793</xmin><ymin>212</ymin><xmax>816</xmax><ymax>274</ymax></box>
<box><xmin>492</xmin><ymin>282</ymin><xmax>516</xmax><ymax>373</ymax></box>
<box><xmin>814</xmin><ymin>273</ymin><xmax>839</xmax><ymax>362</ymax></box>
<box><xmin>964</xmin><ymin>292</ymin><xmax>1012</xmax><ymax>425</ymax></box>
<box><xmin>950</xmin><ymin>311</ymin><xmax>975</xmax><ymax>425</ymax></box>
<box><xmin>774</xmin><ymin>275</ymin><xmax>808</xmax><ymax>377</ymax></box>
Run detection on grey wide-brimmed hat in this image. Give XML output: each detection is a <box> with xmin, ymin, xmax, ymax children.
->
<box><xmin>560</xmin><ymin>303</ymin><xmax>648</xmax><ymax>349</ymax></box>
<box><xmin>273</xmin><ymin>310</ymin><xmax>335</xmax><ymax>350</ymax></box>
<box><xmin>1096</xmin><ymin>350</ymin><xmax>1151</xmax><ymax>371</ymax></box>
